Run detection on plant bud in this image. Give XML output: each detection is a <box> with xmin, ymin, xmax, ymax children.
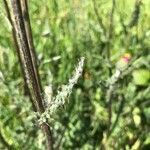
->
<box><xmin>116</xmin><ymin>53</ymin><xmax>131</xmax><ymax>71</ymax></box>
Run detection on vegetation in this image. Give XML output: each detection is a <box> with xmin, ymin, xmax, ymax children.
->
<box><xmin>0</xmin><ymin>0</ymin><xmax>150</xmax><ymax>149</ymax></box>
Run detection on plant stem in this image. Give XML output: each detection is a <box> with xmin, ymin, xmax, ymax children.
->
<box><xmin>3</xmin><ymin>0</ymin><xmax>31</xmax><ymax>98</ymax></box>
<box><xmin>7</xmin><ymin>0</ymin><xmax>53</xmax><ymax>149</ymax></box>
<box><xmin>92</xmin><ymin>0</ymin><xmax>106</xmax><ymax>36</ymax></box>
<box><xmin>107</xmin><ymin>0</ymin><xmax>115</xmax><ymax>54</ymax></box>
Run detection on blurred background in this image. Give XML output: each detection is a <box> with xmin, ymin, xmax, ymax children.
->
<box><xmin>0</xmin><ymin>0</ymin><xmax>150</xmax><ymax>149</ymax></box>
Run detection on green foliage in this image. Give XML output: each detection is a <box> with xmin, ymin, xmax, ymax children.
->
<box><xmin>132</xmin><ymin>69</ymin><xmax>150</xmax><ymax>86</ymax></box>
<box><xmin>0</xmin><ymin>0</ymin><xmax>150</xmax><ymax>149</ymax></box>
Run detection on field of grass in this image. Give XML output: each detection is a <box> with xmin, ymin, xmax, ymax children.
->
<box><xmin>0</xmin><ymin>0</ymin><xmax>150</xmax><ymax>149</ymax></box>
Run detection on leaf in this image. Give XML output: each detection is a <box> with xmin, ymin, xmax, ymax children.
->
<box><xmin>133</xmin><ymin>114</ymin><xmax>141</xmax><ymax>127</ymax></box>
<box><xmin>131</xmin><ymin>139</ymin><xmax>140</xmax><ymax>150</ymax></box>
<box><xmin>132</xmin><ymin>69</ymin><xmax>150</xmax><ymax>86</ymax></box>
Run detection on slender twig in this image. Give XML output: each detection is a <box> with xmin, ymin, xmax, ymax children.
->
<box><xmin>7</xmin><ymin>0</ymin><xmax>53</xmax><ymax>149</ymax></box>
<box><xmin>106</xmin><ymin>0</ymin><xmax>115</xmax><ymax>63</ymax></box>
<box><xmin>119</xmin><ymin>0</ymin><xmax>141</xmax><ymax>35</ymax></box>
<box><xmin>128</xmin><ymin>0</ymin><xmax>141</xmax><ymax>28</ymax></box>
<box><xmin>107</xmin><ymin>95</ymin><xmax>125</xmax><ymax>137</ymax></box>
<box><xmin>106</xmin><ymin>71</ymin><xmax>123</xmax><ymax>134</ymax></box>
<box><xmin>119</xmin><ymin>16</ymin><xmax>128</xmax><ymax>35</ymax></box>
<box><xmin>106</xmin><ymin>0</ymin><xmax>116</xmax><ymax>133</ymax></box>
<box><xmin>92</xmin><ymin>0</ymin><xmax>106</xmax><ymax>35</ymax></box>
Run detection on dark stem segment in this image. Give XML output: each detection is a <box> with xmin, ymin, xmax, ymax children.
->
<box><xmin>10</xmin><ymin>0</ymin><xmax>42</xmax><ymax>115</ymax></box>
<box><xmin>128</xmin><ymin>0</ymin><xmax>141</xmax><ymax>28</ymax></box>
<box><xmin>8</xmin><ymin>0</ymin><xmax>53</xmax><ymax>149</ymax></box>
<box><xmin>3</xmin><ymin>0</ymin><xmax>31</xmax><ymax>98</ymax></box>
<box><xmin>20</xmin><ymin>0</ymin><xmax>43</xmax><ymax>92</ymax></box>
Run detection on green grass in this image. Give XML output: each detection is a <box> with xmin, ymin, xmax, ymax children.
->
<box><xmin>0</xmin><ymin>0</ymin><xmax>150</xmax><ymax>149</ymax></box>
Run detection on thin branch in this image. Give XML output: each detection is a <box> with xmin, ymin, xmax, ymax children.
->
<box><xmin>9</xmin><ymin>0</ymin><xmax>53</xmax><ymax>149</ymax></box>
<box><xmin>105</xmin><ymin>0</ymin><xmax>116</xmax><ymax>132</ymax></box>
<box><xmin>119</xmin><ymin>0</ymin><xmax>141</xmax><ymax>35</ymax></box>
<box><xmin>106</xmin><ymin>0</ymin><xmax>115</xmax><ymax>62</ymax></box>
<box><xmin>107</xmin><ymin>95</ymin><xmax>125</xmax><ymax>137</ymax></box>
<box><xmin>92</xmin><ymin>0</ymin><xmax>106</xmax><ymax>35</ymax></box>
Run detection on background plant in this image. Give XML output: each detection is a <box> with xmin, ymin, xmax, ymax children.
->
<box><xmin>0</xmin><ymin>0</ymin><xmax>150</xmax><ymax>149</ymax></box>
